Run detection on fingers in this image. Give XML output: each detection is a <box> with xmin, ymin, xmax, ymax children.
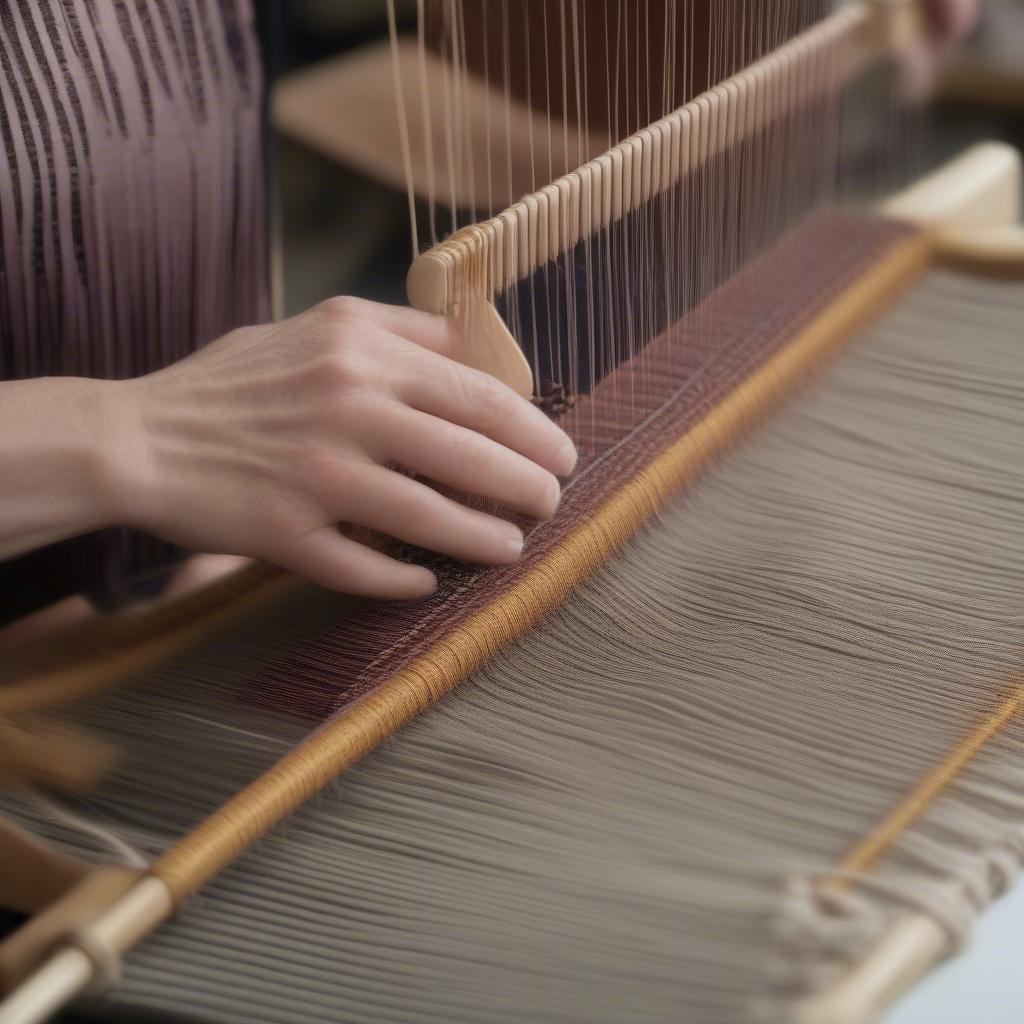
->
<box><xmin>288</xmin><ymin>296</ymin><xmax>582</xmax><ymax>598</ymax></box>
<box><xmin>280</xmin><ymin>459</ymin><xmax>529</xmax><ymax>598</ymax></box>
<box><xmin>393</xmin><ymin>352</ymin><xmax>577</xmax><ymax>477</ymax></box>
<box><xmin>334</xmin><ymin>465</ymin><xmax>526</xmax><ymax>566</ymax></box>
<box><xmin>276</xmin><ymin>462</ymin><xmax>528</xmax><ymax>597</ymax></box>
<box><xmin>276</xmin><ymin>526</ymin><xmax>437</xmax><ymax>600</ymax></box>
<box><xmin>367</xmin><ymin>404</ymin><xmax>561</xmax><ymax>520</ymax></box>
<box><xmin>314</xmin><ymin>296</ymin><xmax>578</xmax><ymax>479</ymax></box>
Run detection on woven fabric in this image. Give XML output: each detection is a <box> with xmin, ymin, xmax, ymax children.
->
<box><xmin>6</xmin><ymin>267</ymin><xmax>1024</xmax><ymax>1022</ymax></box>
<box><xmin>253</xmin><ymin>213</ymin><xmax>913</xmax><ymax>721</ymax></box>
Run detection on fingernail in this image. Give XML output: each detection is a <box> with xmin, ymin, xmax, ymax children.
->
<box><xmin>546</xmin><ymin>475</ymin><xmax>562</xmax><ymax>515</ymax></box>
<box><xmin>555</xmin><ymin>440</ymin><xmax>578</xmax><ymax>476</ymax></box>
<box><xmin>505</xmin><ymin>534</ymin><xmax>524</xmax><ymax>559</ymax></box>
<box><xmin>416</xmin><ymin>570</ymin><xmax>438</xmax><ymax>596</ymax></box>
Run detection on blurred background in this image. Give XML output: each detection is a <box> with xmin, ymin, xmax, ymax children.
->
<box><xmin>268</xmin><ymin>0</ymin><xmax>418</xmax><ymax>313</ymax></box>
<box><xmin>269</xmin><ymin>0</ymin><xmax>1024</xmax><ymax>318</ymax></box>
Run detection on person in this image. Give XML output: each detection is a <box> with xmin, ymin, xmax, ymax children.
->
<box><xmin>0</xmin><ymin>1</ymin><xmax>578</xmax><ymax>635</ymax></box>
<box><xmin>0</xmin><ymin>0</ymin><xmax>980</xmax><ymax>633</ymax></box>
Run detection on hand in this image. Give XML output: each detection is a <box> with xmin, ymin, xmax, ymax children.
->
<box><xmin>112</xmin><ymin>297</ymin><xmax>576</xmax><ymax>600</ymax></box>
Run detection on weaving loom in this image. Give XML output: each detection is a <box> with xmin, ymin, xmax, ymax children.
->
<box><xmin>3</xmin><ymin>1</ymin><xmax>1024</xmax><ymax>1021</ymax></box>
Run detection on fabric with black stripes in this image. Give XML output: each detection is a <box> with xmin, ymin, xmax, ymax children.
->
<box><xmin>0</xmin><ymin>0</ymin><xmax>269</xmax><ymax>619</ymax></box>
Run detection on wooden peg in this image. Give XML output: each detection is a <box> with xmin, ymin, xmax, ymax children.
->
<box><xmin>406</xmin><ymin>253</ymin><xmax>532</xmax><ymax>397</ymax></box>
<box><xmin>937</xmin><ymin>224</ymin><xmax>1024</xmax><ymax>278</ymax></box>
<box><xmin>0</xmin><ymin>866</ymin><xmax>142</xmax><ymax>995</ymax></box>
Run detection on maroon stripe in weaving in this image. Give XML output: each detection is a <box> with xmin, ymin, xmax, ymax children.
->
<box><xmin>252</xmin><ymin>212</ymin><xmax>915</xmax><ymax>721</ymax></box>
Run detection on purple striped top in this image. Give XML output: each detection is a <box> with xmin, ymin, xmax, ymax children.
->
<box><xmin>0</xmin><ymin>0</ymin><xmax>270</xmax><ymax>621</ymax></box>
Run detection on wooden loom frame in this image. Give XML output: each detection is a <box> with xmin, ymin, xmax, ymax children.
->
<box><xmin>2</xmin><ymin>6</ymin><xmax>1024</xmax><ymax>1022</ymax></box>
<box><xmin>1</xmin><ymin>142</ymin><xmax>1021</xmax><ymax>1024</ymax></box>
<box><xmin>401</xmin><ymin>0</ymin><xmax>921</xmax><ymax>397</ymax></box>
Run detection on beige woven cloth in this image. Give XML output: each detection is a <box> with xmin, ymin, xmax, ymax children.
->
<box><xmin>5</xmin><ymin>268</ymin><xmax>1024</xmax><ymax>1023</ymax></box>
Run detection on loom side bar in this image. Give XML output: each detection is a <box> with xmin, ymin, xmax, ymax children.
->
<box><xmin>884</xmin><ymin>144</ymin><xmax>1024</xmax><ymax>276</ymax></box>
<box><xmin>0</xmin><ymin>564</ymin><xmax>296</xmax><ymax>718</ymax></box>
<box><xmin>0</xmin><ymin>951</ymin><xmax>91</xmax><ymax>1024</ymax></box>
<box><xmin>794</xmin><ymin>681</ymin><xmax>1024</xmax><ymax>1023</ymax></box>
<box><xmin>882</xmin><ymin>141</ymin><xmax>1022</xmax><ymax>230</ymax></box>
<box><xmin>937</xmin><ymin>223</ymin><xmax>1024</xmax><ymax>278</ymax></box>
<box><xmin>832</xmin><ymin>680</ymin><xmax>1024</xmax><ymax>882</ymax></box>
<box><xmin>790</xmin><ymin>145</ymin><xmax>1024</xmax><ymax>1024</ymax></box>
<box><xmin>0</xmin><ymin>878</ymin><xmax>172</xmax><ymax>1024</ymax></box>
<box><xmin>794</xmin><ymin>914</ymin><xmax>948</xmax><ymax>1024</ymax></box>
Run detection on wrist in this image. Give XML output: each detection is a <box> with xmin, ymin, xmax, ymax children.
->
<box><xmin>82</xmin><ymin>375</ymin><xmax>160</xmax><ymax>535</ymax></box>
<box><xmin>45</xmin><ymin>375</ymin><xmax>145</xmax><ymax>536</ymax></box>
<box><xmin>0</xmin><ymin>377</ymin><xmax>140</xmax><ymax>559</ymax></box>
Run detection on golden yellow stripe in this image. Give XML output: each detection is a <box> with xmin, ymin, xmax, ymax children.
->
<box><xmin>835</xmin><ymin>681</ymin><xmax>1024</xmax><ymax>880</ymax></box>
<box><xmin>152</xmin><ymin>233</ymin><xmax>930</xmax><ymax>901</ymax></box>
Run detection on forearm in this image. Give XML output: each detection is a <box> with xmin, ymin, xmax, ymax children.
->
<box><xmin>0</xmin><ymin>376</ymin><xmax>131</xmax><ymax>560</ymax></box>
